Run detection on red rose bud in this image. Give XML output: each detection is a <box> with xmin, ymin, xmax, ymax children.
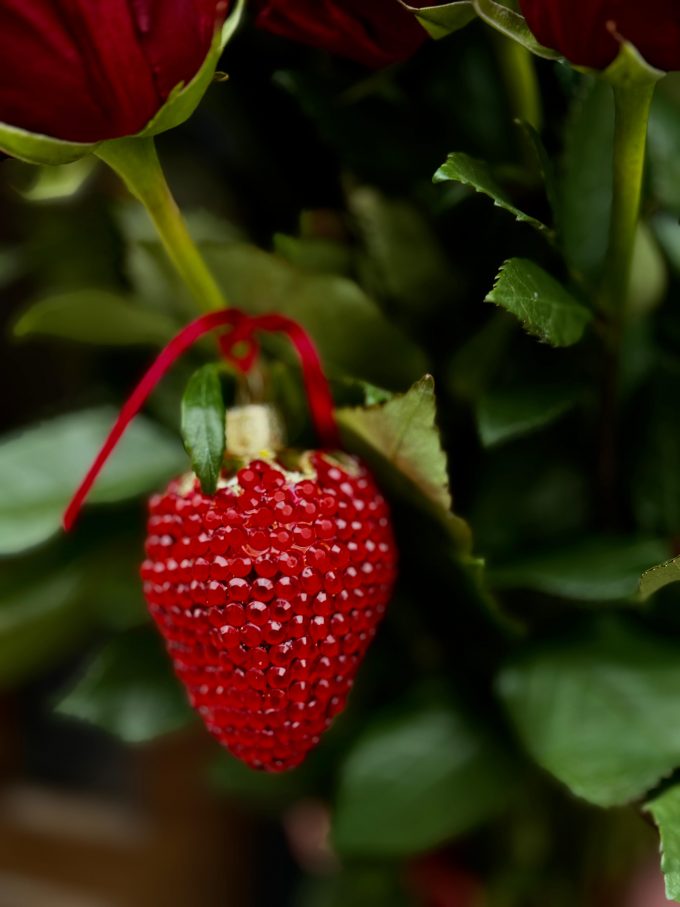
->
<box><xmin>520</xmin><ymin>0</ymin><xmax>680</xmax><ymax>71</ymax></box>
<box><xmin>253</xmin><ymin>0</ymin><xmax>428</xmax><ymax>68</ymax></box>
<box><xmin>0</xmin><ymin>0</ymin><xmax>229</xmax><ymax>144</ymax></box>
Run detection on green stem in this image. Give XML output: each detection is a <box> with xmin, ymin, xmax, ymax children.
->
<box><xmin>96</xmin><ymin>137</ymin><xmax>226</xmax><ymax>314</ymax></box>
<box><xmin>598</xmin><ymin>79</ymin><xmax>655</xmax><ymax>320</ymax></box>
<box><xmin>491</xmin><ymin>31</ymin><xmax>542</xmax><ymax>133</ymax></box>
<box><xmin>596</xmin><ymin>64</ymin><xmax>657</xmax><ymax>525</ymax></box>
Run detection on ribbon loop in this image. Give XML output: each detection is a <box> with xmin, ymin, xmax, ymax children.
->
<box><xmin>63</xmin><ymin>308</ymin><xmax>340</xmax><ymax>531</ymax></box>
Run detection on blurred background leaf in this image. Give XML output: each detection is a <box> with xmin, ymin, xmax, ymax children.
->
<box><xmin>333</xmin><ymin>702</ymin><xmax>513</xmax><ymax>856</ymax></box>
<box><xmin>0</xmin><ymin>409</ymin><xmax>186</xmax><ymax>554</ymax></box>
<box><xmin>490</xmin><ymin>537</ymin><xmax>669</xmax><ymax>602</ymax></box>
<box><xmin>56</xmin><ymin>628</ymin><xmax>195</xmax><ymax>744</ymax></box>
<box><xmin>499</xmin><ymin>620</ymin><xmax>680</xmax><ymax>806</ymax></box>
<box><xmin>14</xmin><ymin>288</ymin><xmax>178</xmax><ymax>346</ymax></box>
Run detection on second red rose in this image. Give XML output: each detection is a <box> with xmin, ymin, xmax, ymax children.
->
<box><xmin>520</xmin><ymin>0</ymin><xmax>680</xmax><ymax>71</ymax></box>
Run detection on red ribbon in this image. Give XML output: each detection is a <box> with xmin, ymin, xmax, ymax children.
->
<box><xmin>63</xmin><ymin>308</ymin><xmax>340</xmax><ymax>532</ymax></box>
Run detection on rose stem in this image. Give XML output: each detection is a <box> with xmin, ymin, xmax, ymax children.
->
<box><xmin>596</xmin><ymin>63</ymin><xmax>658</xmax><ymax>522</ymax></box>
<box><xmin>599</xmin><ymin>78</ymin><xmax>656</xmax><ymax>319</ymax></box>
<box><xmin>491</xmin><ymin>31</ymin><xmax>542</xmax><ymax>172</ymax></box>
<box><xmin>96</xmin><ymin>137</ymin><xmax>226</xmax><ymax>314</ymax></box>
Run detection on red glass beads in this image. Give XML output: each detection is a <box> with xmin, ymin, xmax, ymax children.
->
<box><xmin>142</xmin><ymin>453</ymin><xmax>397</xmax><ymax>772</ymax></box>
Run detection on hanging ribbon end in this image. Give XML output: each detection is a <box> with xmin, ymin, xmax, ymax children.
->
<box><xmin>63</xmin><ymin>485</ymin><xmax>88</xmax><ymax>533</ymax></box>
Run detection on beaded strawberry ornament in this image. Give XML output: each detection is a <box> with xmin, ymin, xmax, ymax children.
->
<box><xmin>65</xmin><ymin>310</ymin><xmax>397</xmax><ymax>771</ymax></box>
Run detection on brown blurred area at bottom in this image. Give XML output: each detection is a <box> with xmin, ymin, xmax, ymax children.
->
<box><xmin>0</xmin><ymin>698</ymin><xmax>250</xmax><ymax>907</ymax></box>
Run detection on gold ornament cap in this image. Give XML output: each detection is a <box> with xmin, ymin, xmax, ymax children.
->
<box><xmin>225</xmin><ymin>404</ymin><xmax>284</xmax><ymax>459</ymax></box>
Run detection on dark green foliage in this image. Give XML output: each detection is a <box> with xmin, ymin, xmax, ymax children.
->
<box><xmin>4</xmin><ymin>21</ymin><xmax>680</xmax><ymax>907</ymax></box>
